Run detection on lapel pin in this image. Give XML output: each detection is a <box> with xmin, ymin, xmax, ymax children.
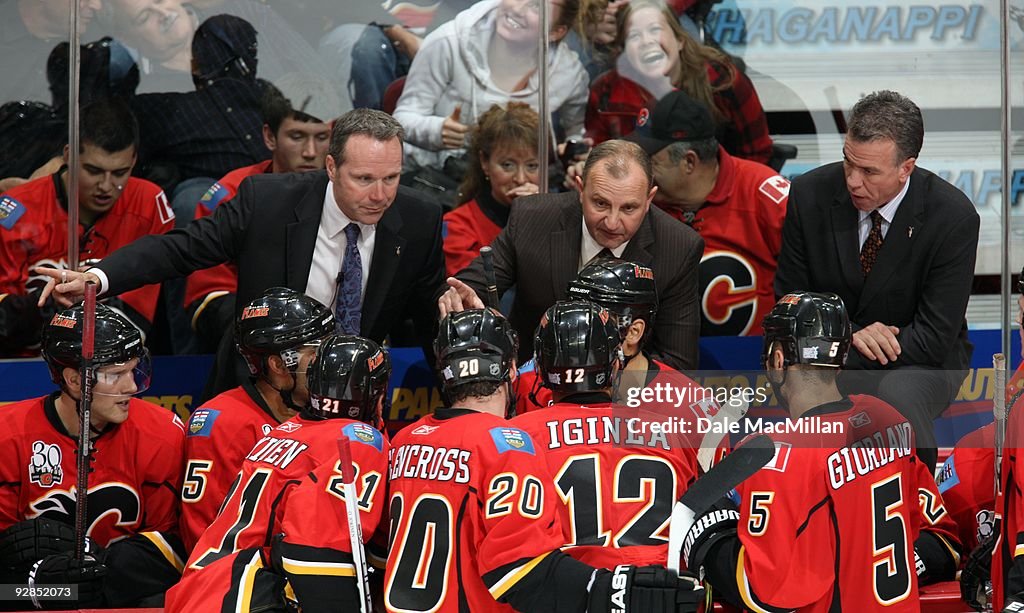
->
<box><xmin>907</xmin><ymin>227</ymin><xmax>914</xmax><ymax>238</ymax></box>
<box><xmin>395</xmin><ymin>245</ymin><xmax>401</xmax><ymax>256</ymax></box>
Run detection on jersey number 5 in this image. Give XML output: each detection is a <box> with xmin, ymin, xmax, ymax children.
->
<box><xmin>871</xmin><ymin>474</ymin><xmax>912</xmax><ymax>606</ymax></box>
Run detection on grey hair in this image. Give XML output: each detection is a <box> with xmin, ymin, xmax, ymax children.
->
<box><xmin>665</xmin><ymin>138</ymin><xmax>718</xmax><ymax>165</ymax></box>
<box><xmin>328</xmin><ymin>108</ymin><xmax>405</xmax><ymax>165</ymax></box>
<box><xmin>581</xmin><ymin>140</ymin><xmax>653</xmax><ymax>188</ymax></box>
<box><xmin>847</xmin><ymin>90</ymin><xmax>923</xmax><ymax>163</ymax></box>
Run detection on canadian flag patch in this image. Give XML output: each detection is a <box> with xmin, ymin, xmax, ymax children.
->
<box><xmin>758</xmin><ymin>176</ymin><xmax>791</xmax><ymax>204</ymax></box>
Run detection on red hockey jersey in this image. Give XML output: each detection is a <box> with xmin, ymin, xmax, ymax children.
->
<box><xmin>179</xmin><ymin>381</ymin><xmax>284</xmax><ymax>553</ymax></box>
<box><xmin>0</xmin><ymin>392</ymin><xmax>185</xmax><ymax>547</ymax></box>
<box><xmin>385</xmin><ymin>409</ymin><xmax>566</xmax><ymax>613</ymax></box>
<box><xmin>656</xmin><ymin>149</ymin><xmax>788</xmax><ymax>336</ymax></box>
<box><xmin>513</xmin><ymin>396</ymin><xmax>702</xmax><ymax>568</ymax></box>
<box><xmin>730</xmin><ymin>395</ymin><xmax>926</xmax><ymax>612</ymax></box>
<box><xmin>0</xmin><ymin>172</ymin><xmax>172</xmax><ymax>334</ymax></box>
<box><xmin>442</xmin><ymin>198</ymin><xmax>503</xmax><ymax>277</ymax></box>
<box><xmin>184</xmin><ymin>416</ymin><xmax>386</xmax><ymax>573</ymax></box>
<box><xmin>992</xmin><ymin>362</ymin><xmax>1024</xmax><ymax>610</ymax></box>
<box><xmin>937</xmin><ymin>423</ymin><xmax>995</xmax><ymax>553</ymax></box>
<box><xmin>183</xmin><ymin>160</ymin><xmax>272</xmax><ymax>311</ymax></box>
<box><xmin>164</xmin><ymin>547</ymin><xmax>289</xmax><ymax>613</ymax></box>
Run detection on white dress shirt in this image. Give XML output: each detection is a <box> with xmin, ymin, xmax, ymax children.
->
<box><xmin>858</xmin><ymin>177</ymin><xmax>910</xmax><ymax>248</ymax></box>
<box><xmin>305</xmin><ymin>183</ymin><xmax>376</xmax><ymax>310</ymax></box>
<box><xmin>578</xmin><ymin>218</ymin><xmax>628</xmax><ymax>271</ymax></box>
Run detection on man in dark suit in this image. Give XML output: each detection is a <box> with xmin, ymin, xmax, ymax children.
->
<box><xmin>774</xmin><ymin>90</ymin><xmax>979</xmax><ymax>468</ymax></box>
<box><xmin>439</xmin><ymin>140</ymin><xmax>704</xmax><ymax>370</ymax></box>
<box><xmin>39</xmin><ymin>108</ymin><xmax>445</xmax><ymax>397</ymax></box>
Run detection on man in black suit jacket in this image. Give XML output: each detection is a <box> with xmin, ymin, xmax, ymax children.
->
<box><xmin>39</xmin><ymin>109</ymin><xmax>445</xmax><ymax>396</ymax></box>
<box><xmin>439</xmin><ymin>140</ymin><xmax>704</xmax><ymax>370</ymax></box>
<box><xmin>774</xmin><ymin>90</ymin><xmax>979</xmax><ymax>468</ymax></box>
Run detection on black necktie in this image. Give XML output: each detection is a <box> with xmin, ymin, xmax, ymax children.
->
<box><xmin>860</xmin><ymin>211</ymin><xmax>884</xmax><ymax>276</ymax></box>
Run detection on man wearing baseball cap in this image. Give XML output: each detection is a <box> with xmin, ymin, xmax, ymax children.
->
<box><xmin>626</xmin><ymin>89</ymin><xmax>790</xmax><ymax>337</ymax></box>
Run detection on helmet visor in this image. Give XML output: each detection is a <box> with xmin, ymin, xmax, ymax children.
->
<box><xmin>92</xmin><ymin>349</ymin><xmax>152</xmax><ymax>397</ymax></box>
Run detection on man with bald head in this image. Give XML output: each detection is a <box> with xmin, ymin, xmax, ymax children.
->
<box><xmin>439</xmin><ymin>139</ymin><xmax>704</xmax><ymax>369</ymax></box>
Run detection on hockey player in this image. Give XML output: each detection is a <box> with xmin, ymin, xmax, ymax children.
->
<box><xmin>179</xmin><ymin>287</ymin><xmax>335</xmax><ymax>552</ymax></box>
<box><xmin>513</xmin><ymin>299</ymin><xmax>702</xmax><ymax>569</ymax></box>
<box><xmin>682</xmin><ymin>292</ymin><xmax>959</xmax><ymax>611</ymax></box>
<box><xmin>184</xmin><ymin>86</ymin><xmax>333</xmax><ymax>349</ymax></box>
<box><xmin>164</xmin><ymin>334</ymin><xmax>391</xmax><ymax>613</ymax></box>
<box><xmin>984</xmin><ymin>271</ymin><xmax>1024</xmax><ymax>612</ymax></box>
<box><xmin>386</xmin><ymin>308</ymin><xmax>704</xmax><ymax>613</ymax></box>
<box><xmin>0</xmin><ymin>97</ymin><xmax>173</xmax><ymax>356</ymax></box>
<box><xmin>0</xmin><ymin>303</ymin><xmax>185</xmax><ymax>608</ymax></box>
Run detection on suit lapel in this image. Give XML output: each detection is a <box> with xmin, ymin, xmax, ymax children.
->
<box><xmin>831</xmin><ymin>190</ymin><xmax>863</xmax><ymax>295</ymax></box>
<box><xmin>622</xmin><ymin>211</ymin><xmax>655</xmax><ymax>265</ymax></box>
<box><xmin>286</xmin><ymin>173</ymin><xmax>328</xmax><ymax>292</ymax></box>
<box><xmin>860</xmin><ymin>176</ymin><xmax>924</xmax><ymax>306</ymax></box>
<box><xmin>549</xmin><ymin>194</ymin><xmax>583</xmax><ymax>298</ymax></box>
<box><xmin>362</xmin><ymin>205</ymin><xmax>406</xmax><ymax>336</ymax></box>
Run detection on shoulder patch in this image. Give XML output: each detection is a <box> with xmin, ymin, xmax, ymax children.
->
<box><xmin>757</xmin><ymin>176</ymin><xmax>790</xmax><ymax>205</ymax></box>
<box><xmin>343</xmin><ymin>422</ymin><xmax>384</xmax><ymax>452</ymax></box>
<box><xmin>441</xmin><ymin>220</ymin><xmax>449</xmax><ymax>239</ymax></box>
<box><xmin>936</xmin><ymin>455</ymin><xmax>959</xmax><ymax>493</ymax></box>
<box><xmin>198</xmin><ymin>182</ymin><xmax>231</xmax><ymax>214</ymax></box>
<box><xmin>489</xmin><ymin>427</ymin><xmax>536</xmax><ymax>455</ymax></box>
<box><xmin>187</xmin><ymin>408</ymin><xmax>220</xmax><ymax>437</ymax></box>
<box><xmin>763</xmin><ymin>440</ymin><xmax>791</xmax><ymax>472</ymax></box>
<box><xmin>0</xmin><ymin>196</ymin><xmax>26</xmax><ymax>229</ymax></box>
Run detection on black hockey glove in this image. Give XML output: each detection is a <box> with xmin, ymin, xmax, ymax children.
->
<box><xmin>0</xmin><ymin>518</ymin><xmax>87</xmax><ymax>580</ymax></box>
<box><xmin>1004</xmin><ymin>594</ymin><xmax>1024</xmax><ymax>612</ymax></box>
<box><xmin>682</xmin><ymin>498</ymin><xmax>740</xmax><ymax>575</ymax></box>
<box><xmin>961</xmin><ymin>534</ymin><xmax>996</xmax><ymax>611</ymax></box>
<box><xmin>588</xmin><ymin>564</ymin><xmax>704</xmax><ymax>613</ymax></box>
<box><xmin>29</xmin><ymin>552</ymin><xmax>107</xmax><ymax>609</ymax></box>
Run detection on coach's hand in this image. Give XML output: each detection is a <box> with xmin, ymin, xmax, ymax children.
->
<box><xmin>852</xmin><ymin>321</ymin><xmax>901</xmax><ymax>365</ymax></box>
<box><xmin>438</xmin><ymin>277</ymin><xmax>484</xmax><ymax>319</ymax></box>
<box><xmin>589</xmin><ymin>564</ymin><xmax>704</xmax><ymax>613</ymax></box>
<box><xmin>33</xmin><ymin>268</ymin><xmax>98</xmax><ymax>308</ymax></box>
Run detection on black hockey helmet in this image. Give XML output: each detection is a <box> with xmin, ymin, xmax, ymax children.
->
<box><xmin>41</xmin><ymin>302</ymin><xmax>151</xmax><ymax>392</ymax></box>
<box><xmin>434</xmin><ymin>309</ymin><xmax>518</xmax><ymax>404</ymax></box>
<box><xmin>305</xmin><ymin>335</ymin><xmax>390</xmax><ymax>424</ymax></box>
<box><xmin>568</xmin><ymin>257</ymin><xmax>658</xmax><ymax>344</ymax></box>
<box><xmin>535</xmin><ymin>300</ymin><xmax>622</xmax><ymax>394</ymax></box>
<box><xmin>236</xmin><ymin>288</ymin><xmax>335</xmax><ymax>378</ymax></box>
<box><xmin>761</xmin><ymin>292</ymin><xmax>851</xmax><ymax>369</ymax></box>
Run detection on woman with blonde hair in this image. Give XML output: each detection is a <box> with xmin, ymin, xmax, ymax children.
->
<box><xmin>586</xmin><ymin>0</ymin><xmax>772</xmax><ymax>164</ymax></box>
<box><xmin>443</xmin><ymin>102</ymin><xmax>540</xmax><ymax>276</ymax></box>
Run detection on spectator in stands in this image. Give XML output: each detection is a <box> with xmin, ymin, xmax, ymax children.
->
<box><xmin>774</xmin><ymin>90</ymin><xmax>980</xmax><ymax>470</ymax></box>
<box><xmin>443</xmin><ymin>102</ymin><xmax>540</xmax><ymax>277</ymax></box>
<box><xmin>184</xmin><ymin>80</ymin><xmax>338</xmax><ymax>352</ymax></box>
<box><xmin>439</xmin><ymin>139</ymin><xmax>704</xmax><ymax>370</ymax></box>
<box><xmin>0</xmin><ymin>98</ymin><xmax>173</xmax><ymax>357</ymax></box>
<box><xmin>105</xmin><ymin>0</ymin><xmax>340</xmax><ymax>98</ymax></box>
<box><xmin>394</xmin><ymin>0</ymin><xmax>587</xmax><ymax>173</ymax></box>
<box><xmin>586</xmin><ymin>0</ymin><xmax>772</xmax><ymax>165</ymax></box>
<box><xmin>131</xmin><ymin>14</ymin><xmax>269</xmax><ymax>205</ymax></box>
<box><xmin>625</xmin><ymin>89</ymin><xmax>788</xmax><ymax>336</ymax></box>
<box><xmin>0</xmin><ymin>0</ymin><xmax>101</xmax><ymax>105</ymax></box>
<box><xmin>0</xmin><ymin>303</ymin><xmax>185</xmax><ymax>608</ymax></box>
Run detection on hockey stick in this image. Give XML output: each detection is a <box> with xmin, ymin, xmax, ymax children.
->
<box><xmin>994</xmin><ymin>353</ymin><xmax>1007</xmax><ymax>498</ymax></box>
<box><xmin>479</xmin><ymin>246</ymin><xmax>500</xmax><ymax>311</ymax></box>
<box><xmin>696</xmin><ymin>397</ymin><xmax>750</xmax><ymax>473</ymax></box>
<box><xmin>336</xmin><ymin>436</ymin><xmax>372</xmax><ymax>613</ymax></box>
<box><xmin>668</xmin><ymin>433</ymin><xmax>775</xmax><ymax>573</ymax></box>
<box><xmin>74</xmin><ymin>281</ymin><xmax>97</xmax><ymax>561</ymax></box>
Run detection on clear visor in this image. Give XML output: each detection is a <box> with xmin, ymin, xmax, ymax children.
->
<box><xmin>90</xmin><ymin>350</ymin><xmax>152</xmax><ymax>397</ymax></box>
<box><xmin>283</xmin><ymin>339</ymin><xmax>328</xmax><ymax>375</ymax></box>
